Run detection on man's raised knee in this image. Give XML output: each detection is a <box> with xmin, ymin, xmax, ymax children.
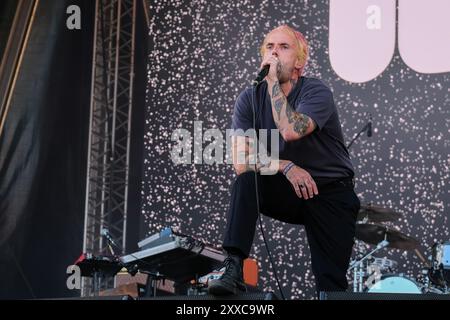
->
<box><xmin>235</xmin><ymin>171</ymin><xmax>256</xmax><ymax>184</ymax></box>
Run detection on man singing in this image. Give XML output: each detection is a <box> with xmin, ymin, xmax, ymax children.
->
<box><xmin>207</xmin><ymin>25</ymin><xmax>360</xmax><ymax>297</ymax></box>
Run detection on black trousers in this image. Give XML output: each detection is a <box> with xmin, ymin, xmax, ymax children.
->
<box><xmin>223</xmin><ymin>171</ymin><xmax>360</xmax><ymax>293</ymax></box>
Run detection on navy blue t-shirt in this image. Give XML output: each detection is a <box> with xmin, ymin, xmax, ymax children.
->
<box><xmin>230</xmin><ymin>76</ymin><xmax>354</xmax><ymax>178</ymax></box>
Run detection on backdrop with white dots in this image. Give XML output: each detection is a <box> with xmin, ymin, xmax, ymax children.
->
<box><xmin>142</xmin><ymin>0</ymin><xmax>449</xmax><ymax>299</ymax></box>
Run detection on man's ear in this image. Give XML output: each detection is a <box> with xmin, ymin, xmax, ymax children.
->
<box><xmin>294</xmin><ymin>58</ymin><xmax>303</xmax><ymax>69</ymax></box>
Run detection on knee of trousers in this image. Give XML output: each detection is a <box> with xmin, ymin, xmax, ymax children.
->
<box><xmin>233</xmin><ymin>171</ymin><xmax>257</xmax><ymax>189</ymax></box>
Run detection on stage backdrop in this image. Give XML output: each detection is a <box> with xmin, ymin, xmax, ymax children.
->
<box><xmin>142</xmin><ymin>0</ymin><xmax>449</xmax><ymax>299</ymax></box>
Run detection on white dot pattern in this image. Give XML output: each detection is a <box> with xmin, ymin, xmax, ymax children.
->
<box><xmin>142</xmin><ymin>1</ymin><xmax>450</xmax><ymax>299</ymax></box>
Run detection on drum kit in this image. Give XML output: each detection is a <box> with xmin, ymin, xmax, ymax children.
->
<box><xmin>349</xmin><ymin>203</ymin><xmax>450</xmax><ymax>295</ymax></box>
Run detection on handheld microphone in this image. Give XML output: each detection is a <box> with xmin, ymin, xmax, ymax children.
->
<box><xmin>367</xmin><ymin>113</ymin><xmax>372</xmax><ymax>137</ymax></box>
<box><xmin>252</xmin><ymin>65</ymin><xmax>270</xmax><ymax>86</ymax></box>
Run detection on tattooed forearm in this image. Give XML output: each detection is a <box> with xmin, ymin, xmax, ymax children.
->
<box><xmin>271</xmin><ymin>81</ymin><xmax>285</xmax><ymax>122</ymax></box>
<box><xmin>268</xmin><ymin>79</ymin><xmax>313</xmax><ymax>140</ymax></box>
<box><xmin>285</xmin><ymin>100</ymin><xmax>311</xmax><ymax>135</ymax></box>
<box><xmin>234</xmin><ymin>142</ymin><xmax>274</xmax><ymax>174</ymax></box>
<box><xmin>292</xmin><ymin>113</ymin><xmax>311</xmax><ymax>136</ymax></box>
<box><xmin>286</xmin><ymin>104</ymin><xmax>294</xmax><ymax>123</ymax></box>
<box><xmin>272</xmin><ymin>81</ymin><xmax>281</xmax><ymax>97</ymax></box>
<box><xmin>274</xmin><ymin>97</ymin><xmax>284</xmax><ymax>119</ymax></box>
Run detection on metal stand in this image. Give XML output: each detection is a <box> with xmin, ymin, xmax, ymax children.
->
<box><xmin>143</xmin><ymin>271</ymin><xmax>165</xmax><ymax>297</ymax></box>
<box><xmin>92</xmin><ymin>272</ymin><xmax>101</xmax><ymax>296</ymax></box>
<box><xmin>349</xmin><ymin>239</ymin><xmax>389</xmax><ymax>292</ymax></box>
<box><xmin>82</xmin><ymin>0</ymin><xmax>136</xmax><ymax>297</ymax></box>
<box><xmin>346</xmin><ymin>113</ymin><xmax>372</xmax><ymax>149</ymax></box>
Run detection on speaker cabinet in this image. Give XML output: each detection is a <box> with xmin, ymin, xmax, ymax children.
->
<box><xmin>320</xmin><ymin>291</ymin><xmax>450</xmax><ymax>300</ymax></box>
<box><xmin>141</xmin><ymin>292</ymin><xmax>278</xmax><ymax>300</ymax></box>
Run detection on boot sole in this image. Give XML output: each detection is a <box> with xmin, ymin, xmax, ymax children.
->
<box><xmin>208</xmin><ymin>279</ymin><xmax>247</xmax><ymax>296</ymax></box>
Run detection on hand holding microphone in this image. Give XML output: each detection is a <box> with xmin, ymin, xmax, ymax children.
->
<box><xmin>252</xmin><ymin>55</ymin><xmax>281</xmax><ymax>86</ymax></box>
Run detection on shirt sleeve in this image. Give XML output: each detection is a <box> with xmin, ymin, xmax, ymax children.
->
<box><xmin>231</xmin><ymin>89</ymin><xmax>253</xmax><ymax>135</ymax></box>
<box><xmin>295</xmin><ymin>83</ymin><xmax>335</xmax><ymax>131</ymax></box>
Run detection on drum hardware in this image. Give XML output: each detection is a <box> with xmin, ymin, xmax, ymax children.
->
<box><xmin>355</xmin><ymin>223</ymin><xmax>419</xmax><ymax>250</ymax></box>
<box><xmin>428</xmin><ymin>241</ymin><xmax>450</xmax><ymax>290</ymax></box>
<box><xmin>414</xmin><ymin>248</ymin><xmax>431</xmax><ymax>268</ymax></box>
<box><xmin>350</xmin><ymin>201</ymin><xmax>449</xmax><ymax>295</ymax></box>
<box><xmin>417</xmin><ymin>268</ymin><xmax>445</xmax><ymax>294</ymax></box>
<box><xmin>350</xmin><ymin>214</ymin><xmax>421</xmax><ymax>293</ymax></box>
<box><xmin>350</xmin><ymin>203</ymin><xmax>404</xmax><ymax>292</ymax></box>
<box><xmin>431</xmin><ymin>242</ymin><xmax>450</xmax><ymax>270</ymax></box>
<box><xmin>370</xmin><ymin>256</ymin><xmax>398</xmax><ymax>272</ymax></box>
<box><xmin>349</xmin><ymin>239</ymin><xmax>389</xmax><ymax>293</ymax></box>
<box><xmin>420</xmin><ymin>268</ymin><xmax>431</xmax><ymax>288</ymax></box>
<box><xmin>350</xmin><ymin>237</ymin><xmax>450</xmax><ymax>294</ymax></box>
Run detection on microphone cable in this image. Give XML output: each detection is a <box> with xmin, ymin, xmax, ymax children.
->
<box><xmin>251</xmin><ymin>81</ymin><xmax>286</xmax><ymax>300</ymax></box>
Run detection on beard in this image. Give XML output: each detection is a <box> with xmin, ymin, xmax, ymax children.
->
<box><xmin>278</xmin><ymin>64</ymin><xmax>295</xmax><ymax>84</ymax></box>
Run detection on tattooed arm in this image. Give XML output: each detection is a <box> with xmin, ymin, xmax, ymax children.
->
<box><xmin>268</xmin><ymin>79</ymin><xmax>317</xmax><ymax>142</ymax></box>
<box><xmin>231</xmin><ymin>135</ymin><xmax>291</xmax><ymax>175</ymax></box>
<box><xmin>231</xmin><ymin>135</ymin><xmax>318</xmax><ymax>198</ymax></box>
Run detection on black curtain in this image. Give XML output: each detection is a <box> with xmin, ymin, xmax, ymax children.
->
<box><xmin>0</xmin><ymin>0</ymin><xmax>18</xmax><ymax>58</ymax></box>
<box><xmin>0</xmin><ymin>0</ymin><xmax>94</xmax><ymax>298</ymax></box>
<box><xmin>0</xmin><ymin>0</ymin><xmax>146</xmax><ymax>299</ymax></box>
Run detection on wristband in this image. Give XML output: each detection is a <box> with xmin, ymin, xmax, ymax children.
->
<box><xmin>282</xmin><ymin>162</ymin><xmax>295</xmax><ymax>176</ymax></box>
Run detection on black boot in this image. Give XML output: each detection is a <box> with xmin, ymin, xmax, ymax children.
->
<box><xmin>208</xmin><ymin>254</ymin><xmax>247</xmax><ymax>295</ymax></box>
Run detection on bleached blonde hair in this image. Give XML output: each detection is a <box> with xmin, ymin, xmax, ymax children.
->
<box><xmin>260</xmin><ymin>25</ymin><xmax>308</xmax><ymax>76</ymax></box>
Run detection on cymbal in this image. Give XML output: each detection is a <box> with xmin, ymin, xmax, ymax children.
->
<box><xmin>358</xmin><ymin>204</ymin><xmax>402</xmax><ymax>222</ymax></box>
<box><xmin>355</xmin><ymin>223</ymin><xmax>419</xmax><ymax>250</ymax></box>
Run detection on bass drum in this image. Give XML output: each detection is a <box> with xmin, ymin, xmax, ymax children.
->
<box><xmin>366</xmin><ymin>275</ymin><xmax>422</xmax><ymax>294</ymax></box>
